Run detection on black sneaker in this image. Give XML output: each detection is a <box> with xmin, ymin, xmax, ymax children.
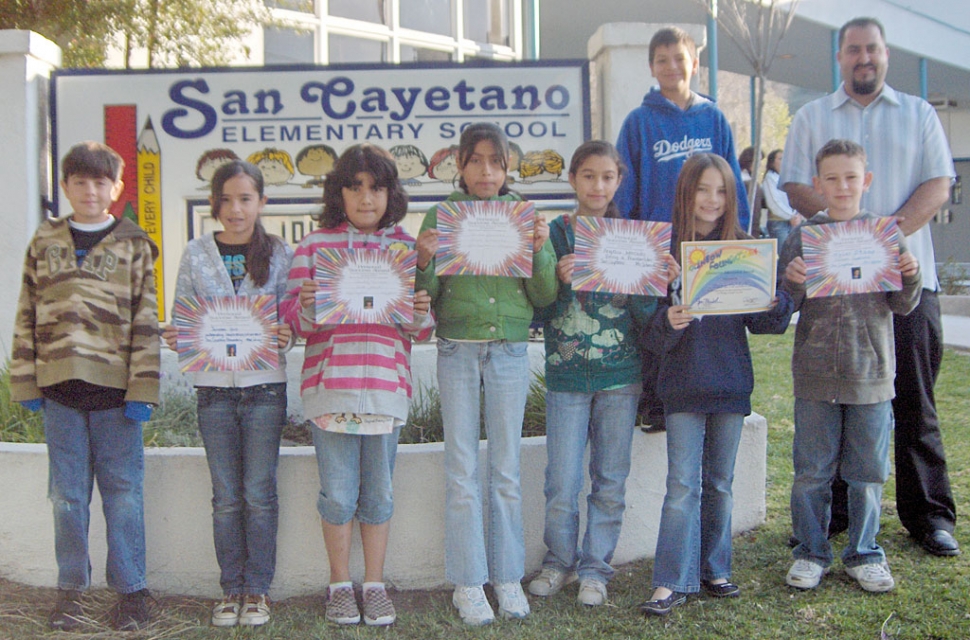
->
<box><xmin>110</xmin><ymin>589</ymin><xmax>153</xmax><ymax>631</ymax></box>
<box><xmin>49</xmin><ymin>589</ymin><xmax>83</xmax><ymax>631</ymax></box>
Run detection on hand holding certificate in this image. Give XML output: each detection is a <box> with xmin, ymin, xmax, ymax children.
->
<box><xmin>572</xmin><ymin>217</ymin><xmax>671</xmax><ymax>296</ymax></box>
<box><xmin>435</xmin><ymin>200</ymin><xmax>535</xmax><ymax>277</ymax></box>
<box><xmin>175</xmin><ymin>295</ymin><xmax>280</xmax><ymax>372</ymax></box>
<box><xmin>681</xmin><ymin>239</ymin><xmax>777</xmax><ymax>315</ymax></box>
<box><xmin>315</xmin><ymin>248</ymin><xmax>417</xmax><ymax>324</ymax></box>
<box><xmin>802</xmin><ymin>217</ymin><xmax>902</xmax><ymax>298</ymax></box>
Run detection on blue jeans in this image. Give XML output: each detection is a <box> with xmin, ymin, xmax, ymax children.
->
<box><xmin>437</xmin><ymin>338</ymin><xmax>529</xmax><ymax>587</ymax></box>
<box><xmin>767</xmin><ymin>220</ymin><xmax>792</xmax><ymax>248</ymax></box>
<box><xmin>197</xmin><ymin>383</ymin><xmax>286</xmax><ymax>596</ymax></box>
<box><xmin>43</xmin><ymin>399</ymin><xmax>147</xmax><ymax>594</ymax></box>
<box><xmin>542</xmin><ymin>385</ymin><xmax>640</xmax><ymax>583</ymax></box>
<box><xmin>312</xmin><ymin>427</ymin><xmax>400</xmax><ymax>525</ymax></box>
<box><xmin>791</xmin><ymin>399</ymin><xmax>891</xmax><ymax>568</ymax></box>
<box><xmin>652</xmin><ymin>412</ymin><xmax>745</xmax><ymax>593</ymax></box>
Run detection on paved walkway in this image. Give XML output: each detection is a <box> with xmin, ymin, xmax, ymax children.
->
<box><xmin>942</xmin><ymin>314</ymin><xmax>970</xmax><ymax>351</ymax></box>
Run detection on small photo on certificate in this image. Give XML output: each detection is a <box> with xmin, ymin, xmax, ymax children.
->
<box><xmin>175</xmin><ymin>295</ymin><xmax>280</xmax><ymax>372</ymax></box>
<box><xmin>802</xmin><ymin>217</ymin><xmax>902</xmax><ymax>298</ymax></box>
<box><xmin>315</xmin><ymin>248</ymin><xmax>416</xmax><ymax>325</ymax></box>
<box><xmin>681</xmin><ymin>239</ymin><xmax>777</xmax><ymax>315</ymax></box>
<box><xmin>435</xmin><ymin>200</ymin><xmax>535</xmax><ymax>277</ymax></box>
<box><xmin>572</xmin><ymin>217</ymin><xmax>671</xmax><ymax>297</ymax></box>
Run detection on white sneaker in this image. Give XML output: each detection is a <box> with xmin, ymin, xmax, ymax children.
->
<box><xmin>494</xmin><ymin>581</ymin><xmax>530</xmax><ymax>619</ymax></box>
<box><xmin>452</xmin><ymin>586</ymin><xmax>494</xmax><ymax>626</ymax></box>
<box><xmin>577</xmin><ymin>578</ymin><xmax>608</xmax><ymax>606</ymax></box>
<box><xmin>845</xmin><ymin>562</ymin><xmax>895</xmax><ymax>593</ymax></box>
<box><xmin>528</xmin><ymin>567</ymin><xmax>577</xmax><ymax>597</ymax></box>
<box><xmin>786</xmin><ymin>559</ymin><xmax>828</xmax><ymax>589</ymax></box>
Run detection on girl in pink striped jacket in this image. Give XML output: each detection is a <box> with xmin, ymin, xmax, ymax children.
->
<box><xmin>280</xmin><ymin>144</ymin><xmax>434</xmax><ymax>626</ymax></box>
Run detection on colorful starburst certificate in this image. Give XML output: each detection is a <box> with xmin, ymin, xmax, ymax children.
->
<box><xmin>802</xmin><ymin>217</ymin><xmax>902</xmax><ymax>298</ymax></box>
<box><xmin>681</xmin><ymin>239</ymin><xmax>777</xmax><ymax>315</ymax></box>
<box><xmin>435</xmin><ymin>200</ymin><xmax>534</xmax><ymax>277</ymax></box>
<box><xmin>315</xmin><ymin>248</ymin><xmax>416</xmax><ymax>324</ymax></box>
<box><xmin>175</xmin><ymin>295</ymin><xmax>279</xmax><ymax>372</ymax></box>
<box><xmin>572</xmin><ymin>217</ymin><xmax>671</xmax><ymax>296</ymax></box>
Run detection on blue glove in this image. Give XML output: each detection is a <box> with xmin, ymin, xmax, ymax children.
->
<box><xmin>125</xmin><ymin>402</ymin><xmax>154</xmax><ymax>423</ymax></box>
<box><xmin>19</xmin><ymin>398</ymin><xmax>43</xmax><ymax>412</ymax></box>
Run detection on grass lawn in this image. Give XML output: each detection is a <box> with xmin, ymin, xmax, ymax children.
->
<box><xmin>1</xmin><ymin>332</ymin><xmax>969</xmax><ymax>638</ymax></box>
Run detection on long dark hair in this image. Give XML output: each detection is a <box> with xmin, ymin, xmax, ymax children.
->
<box><xmin>456</xmin><ymin>123</ymin><xmax>512</xmax><ymax>196</ymax></box>
<box><xmin>764</xmin><ymin>148</ymin><xmax>783</xmax><ymax>179</ymax></box>
<box><xmin>672</xmin><ymin>153</ymin><xmax>747</xmax><ymax>261</ymax></box>
<box><xmin>318</xmin><ymin>144</ymin><xmax>409</xmax><ymax>230</ymax></box>
<box><xmin>568</xmin><ymin>140</ymin><xmax>626</xmax><ymax>219</ymax></box>
<box><xmin>210</xmin><ymin>160</ymin><xmax>281</xmax><ymax>288</ymax></box>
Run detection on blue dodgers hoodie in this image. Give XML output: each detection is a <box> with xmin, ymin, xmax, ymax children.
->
<box><xmin>614</xmin><ymin>88</ymin><xmax>751</xmax><ymax>232</ymax></box>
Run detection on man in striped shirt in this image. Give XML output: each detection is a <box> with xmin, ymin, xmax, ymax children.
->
<box><xmin>779</xmin><ymin>16</ymin><xmax>959</xmax><ymax>558</ymax></box>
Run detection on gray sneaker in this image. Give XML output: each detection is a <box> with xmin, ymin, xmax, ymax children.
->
<box><xmin>528</xmin><ymin>567</ymin><xmax>577</xmax><ymax>596</ymax></box>
<box><xmin>452</xmin><ymin>585</ymin><xmax>494</xmax><ymax>626</ymax></box>
<box><xmin>494</xmin><ymin>581</ymin><xmax>530</xmax><ymax>619</ymax></box>
<box><xmin>577</xmin><ymin>578</ymin><xmax>608</xmax><ymax>606</ymax></box>
<box><xmin>845</xmin><ymin>562</ymin><xmax>895</xmax><ymax>593</ymax></box>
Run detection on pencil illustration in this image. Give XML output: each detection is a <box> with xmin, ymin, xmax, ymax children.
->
<box><xmin>138</xmin><ymin>117</ymin><xmax>165</xmax><ymax>321</ymax></box>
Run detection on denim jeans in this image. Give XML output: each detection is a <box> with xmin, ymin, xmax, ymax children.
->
<box><xmin>766</xmin><ymin>220</ymin><xmax>792</xmax><ymax>249</ymax></box>
<box><xmin>652</xmin><ymin>412</ymin><xmax>745</xmax><ymax>593</ymax></box>
<box><xmin>790</xmin><ymin>399</ymin><xmax>892</xmax><ymax>569</ymax></box>
<box><xmin>311</xmin><ymin>426</ymin><xmax>400</xmax><ymax>525</ymax></box>
<box><xmin>43</xmin><ymin>399</ymin><xmax>147</xmax><ymax>594</ymax></box>
<box><xmin>437</xmin><ymin>338</ymin><xmax>530</xmax><ymax>587</ymax></box>
<box><xmin>541</xmin><ymin>385</ymin><xmax>640</xmax><ymax>583</ymax></box>
<box><xmin>197</xmin><ymin>383</ymin><xmax>286</xmax><ymax>596</ymax></box>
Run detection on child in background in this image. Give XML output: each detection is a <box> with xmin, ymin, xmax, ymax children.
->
<box><xmin>780</xmin><ymin>139</ymin><xmax>922</xmax><ymax>593</ymax></box>
<box><xmin>415</xmin><ymin>123</ymin><xmax>557</xmax><ymax>625</ymax></box>
<box><xmin>162</xmin><ymin>160</ymin><xmax>293</xmax><ymax>627</ymax></box>
<box><xmin>280</xmin><ymin>144</ymin><xmax>434</xmax><ymax>626</ymax></box>
<box><xmin>11</xmin><ymin>141</ymin><xmax>160</xmax><ymax>631</ymax></box>
<box><xmin>529</xmin><ymin>141</ymin><xmax>677</xmax><ymax>607</ymax></box>
<box><xmin>640</xmin><ymin>153</ymin><xmax>793</xmax><ymax>616</ymax></box>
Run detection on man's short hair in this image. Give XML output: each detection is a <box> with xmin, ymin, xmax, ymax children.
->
<box><xmin>649</xmin><ymin>27</ymin><xmax>697</xmax><ymax>65</ymax></box>
<box><xmin>61</xmin><ymin>141</ymin><xmax>124</xmax><ymax>182</ymax></box>
<box><xmin>838</xmin><ymin>17</ymin><xmax>886</xmax><ymax>50</ymax></box>
<box><xmin>815</xmin><ymin>138</ymin><xmax>867</xmax><ymax>174</ymax></box>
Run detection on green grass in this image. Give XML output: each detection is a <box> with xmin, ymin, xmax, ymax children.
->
<box><xmin>1</xmin><ymin>334</ymin><xmax>969</xmax><ymax>639</ymax></box>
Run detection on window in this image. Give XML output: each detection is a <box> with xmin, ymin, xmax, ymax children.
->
<box><xmin>400</xmin><ymin>0</ymin><xmax>452</xmax><ymax>36</ymax></box>
<box><xmin>328</xmin><ymin>34</ymin><xmax>388</xmax><ymax>62</ymax></box>
<box><xmin>264</xmin><ymin>27</ymin><xmax>315</xmax><ymax>64</ymax></box>
<box><xmin>265</xmin><ymin>0</ymin><xmax>314</xmax><ymax>12</ymax></box>
<box><xmin>463</xmin><ymin>0</ymin><xmax>510</xmax><ymax>47</ymax></box>
<box><xmin>329</xmin><ymin>0</ymin><xmax>388</xmax><ymax>24</ymax></box>
<box><xmin>400</xmin><ymin>44</ymin><xmax>453</xmax><ymax>62</ymax></box>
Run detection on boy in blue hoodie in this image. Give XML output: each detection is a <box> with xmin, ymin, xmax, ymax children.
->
<box><xmin>614</xmin><ymin>26</ymin><xmax>750</xmax><ymax>431</ymax></box>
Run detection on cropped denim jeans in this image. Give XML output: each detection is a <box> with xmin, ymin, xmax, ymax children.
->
<box><xmin>652</xmin><ymin>412</ymin><xmax>745</xmax><ymax>593</ymax></box>
<box><xmin>196</xmin><ymin>383</ymin><xmax>286</xmax><ymax>596</ymax></box>
<box><xmin>790</xmin><ymin>399</ymin><xmax>892</xmax><ymax>569</ymax></box>
<box><xmin>437</xmin><ymin>338</ymin><xmax>530</xmax><ymax>587</ymax></box>
<box><xmin>43</xmin><ymin>399</ymin><xmax>147</xmax><ymax>594</ymax></box>
<box><xmin>541</xmin><ymin>385</ymin><xmax>640</xmax><ymax>583</ymax></box>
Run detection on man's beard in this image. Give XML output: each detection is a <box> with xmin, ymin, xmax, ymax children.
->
<box><xmin>852</xmin><ymin>64</ymin><xmax>879</xmax><ymax>95</ymax></box>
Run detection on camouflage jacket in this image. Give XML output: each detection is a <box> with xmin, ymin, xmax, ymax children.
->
<box><xmin>10</xmin><ymin>216</ymin><xmax>161</xmax><ymax>404</ymax></box>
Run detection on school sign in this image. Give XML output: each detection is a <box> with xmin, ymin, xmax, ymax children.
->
<box><xmin>51</xmin><ymin>61</ymin><xmax>590</xmax><ymax>320</ymax></box>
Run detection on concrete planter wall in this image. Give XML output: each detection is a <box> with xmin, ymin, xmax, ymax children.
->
<box><xmin>0</xmin><ymin>413</ymin><xmax>767</xmax><ymax>598</ymax></box>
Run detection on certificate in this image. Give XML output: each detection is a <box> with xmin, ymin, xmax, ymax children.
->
<box><xmin>315</xmin><ymin>248</ymin><xmax>416</xmax><ymax>324</ymax></box>
<box><xmin>435</xmin><ymin>200</ymin><xmax>534</xmax><ymax>277</ymax></box>
<box><xmin>802</xmin><ymin>217</ymin><xmax>902</xmax><ymax>298</ymax></box>
<box><xmin>681</xmin><ymin>239</ymin><xmax>777</xmax><ymax>315</ymax></box>
<box><xmin>572</xmin><ymin>217</ymin><xmax>671</xmax><ymax>297</ymax></box>
<box><xmin>175</xmin><ymin>295</ymin><xmax>279</xmax><ymax>372</ymax></box>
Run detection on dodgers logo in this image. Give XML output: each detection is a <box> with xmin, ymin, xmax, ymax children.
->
<box><xmin>653</xmin><ymin>136</ymin><xmax>714</xmax><ymax>163</ymax></box>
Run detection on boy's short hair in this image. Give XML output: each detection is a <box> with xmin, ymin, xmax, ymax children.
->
<box><xmin>61</xmin><ymin>141</ymin><xmax>124</xmax><ymax>182</ymax></box>
<box><xmin>815</xmin><ymin>138</ymin><xmax>867</xmax><ymax>174</ymax></box>
<box><xmin>838</xmin><ymin>17</ymin><xmax>886</xmax><ymax>49</ymax></box>
<box><xmin>649</xmin><ymin>27</ymin><xmax>697</xmax><ymax>64</ymax></box>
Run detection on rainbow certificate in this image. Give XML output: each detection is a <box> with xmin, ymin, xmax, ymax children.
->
<box><xmin>681</xmin><ymin>239</ymin><xmax>777</xmax><ymax>315</ymax></box>
<box><xmin>435</xmin><ymin>200</ymin><xmax>534</xmax><ymax>277</ymax></box>
<box><xmin>175</xmin><ymin>295</ymin><xmax>279</xmax><ymax>372</ymax></box>
<box><xmin>572</xmin><ymin>217</ymin><xmax>671</xmax><ymax>296</ymax></box>
<box><xmin>802</xmin><ymin>217</ymin><xmax>901</xmax><ymax>298</ymax></box>
<box><xmin>315</xmin><ymin>248</ymin><xmax>416</xmax><ymax>324</ymax></box>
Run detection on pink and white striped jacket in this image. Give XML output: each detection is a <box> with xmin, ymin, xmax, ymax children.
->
<box><xmin>280</xmin><ymin>222</ymin><xmax>434</xmax><ymax>423</ymax></box>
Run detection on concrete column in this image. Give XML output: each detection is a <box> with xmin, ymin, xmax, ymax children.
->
<box><xmin>0</xmin><ymin>30</ymin><xmax>60</xmax><ymax>358</ymax></box>
<box><xmin>586</xmin><ymin>23</ymin><xmax>706</xmax><ymax>143</ymax></box>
